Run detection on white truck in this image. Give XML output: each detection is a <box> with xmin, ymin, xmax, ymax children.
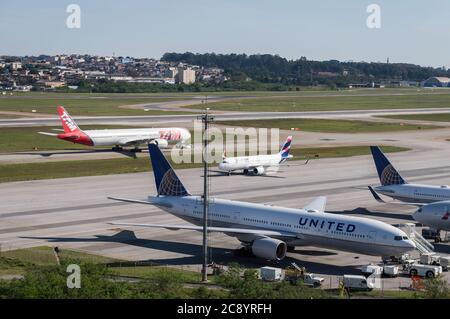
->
<box><xmin>260</xmin><ymin>266</ymin><xmax>283</xmax><ymax>282</ymax></box>
<box><xmin>382</xmin><ymin>265</ymin><xmax>399</xmax><ymax>278</ymax></box>
<box><xmin>407</xmin><ymin>263</ymin><xmax>442</xmax><ymax>278</ymax></box>
<box><xmin>360</xmin><ymin>265</ymin><xmax>383</xmax><ymax>277</ymax></box>
<box><xmin>302</xmin><ymin>273</ymin><xmax>325</xmax><ymax>288</ymax></box>
<box><xmin>420</xmin><ymin>253</ymin><xmax>440</xmax><ymax>265</ymax></box>
<box><xmin>343</xmin><ymin>275</ymin><xmax>374</xmax><ymax>291</ymax></box>
<box><xmin>439</xmin><ymin>256</ymin><xmax>450</xmax><ymax>271</ymax></box>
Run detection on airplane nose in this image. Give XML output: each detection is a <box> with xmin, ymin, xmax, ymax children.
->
<box><xmin>412</xmin><ymin>208</ymin><xmax>423</xmax><ymax>223</ymax></box>
<box><xmin>405</xmin><ymin>239</ymin><xmax>416</xmax><ymax>250</ymax></box>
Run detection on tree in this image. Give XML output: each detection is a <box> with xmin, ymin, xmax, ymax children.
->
<box><xmin>423</xmin><ymin>276</ymin><xmax>450</xmax><ymax>299</ymax></box>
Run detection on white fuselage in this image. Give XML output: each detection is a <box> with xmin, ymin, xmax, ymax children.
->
<box><xmin>84</xmin><ymin>127</ymin><xmax>191</xmax><ymax>147</ymax></box>
<box><xmin>413</xmin><ymin>201</ymin><xmax>450</xmax><ymax>231</ymax></box>
<box><xmin>149</xmin><ymin>195</ymin><xmax>415</xmax><ymax>257</ymax></box>
<box><xmin>218</xmin><ymin>153</ymin><xmax>289</xmax><ymax>173</ymax></box>
<box><xmin>375</xmin><ymin>184</ymin><xmax>450</xmax><ymax>204</ymax></box>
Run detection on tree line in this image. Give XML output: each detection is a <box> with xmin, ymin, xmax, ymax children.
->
<box><xmin>162</xmin><ymin>52</ymin><xmax>450</xmax><ymax>87</ymax></box>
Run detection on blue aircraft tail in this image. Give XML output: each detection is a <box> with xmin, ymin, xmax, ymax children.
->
<box><xmin>148</xmin><ymin>143</ymin><xmax>190</xmax><ymax>196</ymax></box>
<box><xmin>279</xmin><ymin>136</ymin><xmax>293</xmax><ymax>159</ymax></box>
<box><xmin>370</xmin><ymin>146</ymin><xmax>406</xmax><ymax>186</ymax></box>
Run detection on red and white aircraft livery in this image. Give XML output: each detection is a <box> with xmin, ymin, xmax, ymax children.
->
<box><xmin>38</xmin><ymin>106</ymin><xmax>191</xmax><ymax>150</ymax></box>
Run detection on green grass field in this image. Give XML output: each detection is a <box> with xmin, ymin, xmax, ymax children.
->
<box><xmin>187</xmin><ymin>90</ymin><xmax>450</xmax><ymax>112</ymax></box>
<box><xmin>290</xmin><ymin>145</ymin><xmax>408</xmax><ymax>159</ymax></box>
<box><xmin>0</xmin><ymin>246</ymin><xmax>202</xmax><ymax>283</ymax></box>
<box><xmin>381</xmin><ymin>113</ymin><xmax>450</xmax><ymax>122</ymax></box>
<box><xmin>0</xmin><ymin>145</ymin><xmax>408</xmax><ymax>183</ymax></box>
<box><xmin>216</xmin><ymin>118</ymin><xmax>437</xmax><ymax>133</ymax></box>
<box><xmin>0</xmin><ymin>93</ymin><xmax>191</xmax><ymax>116</ymax></box>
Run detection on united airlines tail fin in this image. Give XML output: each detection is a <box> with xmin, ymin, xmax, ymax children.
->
<box><xmin>279</xmin><ymin>136</ymin><xmax>293</xmax><ymax>159</ymax></box>
<box><xmin>148</xmin><ymin>143</ymin><xmax>190</xmax><ymax>196</ymax></box>
<box><xmin>57</xmin><ymin>106</ymin><xmax>82</xmax><ymax>134</ymax></box>
<box><xmin>370</xmin><ymin>146</ymin><xmax>406</xmax><ymax>186</ymax></box>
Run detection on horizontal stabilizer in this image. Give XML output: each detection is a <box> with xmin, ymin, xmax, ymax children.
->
<box><xmin>108</xmin><ymin>197</ymin><xmax>154</xmax><ymax>205</ymax></box>
<box><xmin>109</xmin><ymin>222</ymin><xmax>300</xmax><ymax>238</ymax></box>
<box><xmin>304</xmin><ymin>196</ymin><xmax>327</xmax><ymax>213</ymax></box>
<box><xmin>368</xmin><ymin>186</ymin><xmax>424</xmax><ymax>206</ymax></box>
<box><xmin>38</xmin><ymin>132</ymin><xmax>58</xmax><ymax>136</ymax></box>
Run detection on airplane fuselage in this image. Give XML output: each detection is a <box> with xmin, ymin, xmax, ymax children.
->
<box><xmin>149</xmin><ymin>195</ymin><xmax>415</xmax><ymax>257</ymax></box>
<box><xmin>375</xmin><ymin>184</ymin><xmax>450</xmax><ymax>204</ymax></box>
<box><xmin>218</xmin><ymin>153</ymin><xmax>291</xmax><ymax>173</ymax></box>
<box><xmin>58</xmin><ymin>127</ymin><xmax>191</xmax><ymax>147</ymax></box>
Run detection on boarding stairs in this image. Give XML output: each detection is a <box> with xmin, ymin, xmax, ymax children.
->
<box><xmin>398</xmin><ymin>223</ymin><xmax>434</xmax><ymax>254</ymax></box>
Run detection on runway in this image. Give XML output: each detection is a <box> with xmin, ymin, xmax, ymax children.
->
<box><xmin>2</xmin><ymin>107</ymin><xmax>450</xmax><ymax>127</ymax></box>
<box><xmin>1</xmin><ymin>124</ymin><xmax>449</xmax><ymax>164</ymax></box>
<box><xmin>2</xmin><ymin>137</ymin><xmax>450</xmax><ymax>283</ymax></box>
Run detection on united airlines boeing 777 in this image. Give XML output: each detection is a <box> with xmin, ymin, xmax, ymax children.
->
<box><xmin>108</xmin><ymin>143</ymin><xmax>415</xmax><ymax>261</ymax></box>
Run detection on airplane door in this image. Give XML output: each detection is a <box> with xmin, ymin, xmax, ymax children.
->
<box><xmin>368</xmin><ymin>231</ymin><xmax>377</xmax><ymax>242</ymax></box>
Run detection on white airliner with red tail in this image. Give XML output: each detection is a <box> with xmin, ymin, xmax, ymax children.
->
<box><xmin>38</xmin><ymin>106</ymin><xmax>191</xmax><ymax>150</ymax></box>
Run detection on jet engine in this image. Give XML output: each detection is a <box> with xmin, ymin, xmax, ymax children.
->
<box><xmin>153</xmin><ymin>139</ymin><xmax>169</xmax><ymax>148</ymax></box>
<box><xmin>252</xmin><ymin>166</ymin><xmax>265</xmax><ymax>175</ymax></box>
<box><xmin>251</xmin><ymin>237</ymin><xmax>287</xmax><ymax>260</ymax></box>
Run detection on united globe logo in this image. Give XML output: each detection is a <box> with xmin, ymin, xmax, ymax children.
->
<box><xmin>380</xmin><ymin>164</ymin><xmax>403</xmax><ymax>185</ymax></box>
<box><xmin>158</xmin><ymin>169</ymin><xmax>188</xmax><ymax>196</ymax></box>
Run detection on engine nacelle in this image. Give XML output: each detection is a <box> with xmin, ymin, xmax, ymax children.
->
<box><xmin>251</xmin><ymin>238</ymin><xmax>287</xmax><ymax>260</ymax></box>
<box><xmin>153</xmin><ymin>139</ymin><xmax>169</xmax><ymax>148</ymax></box>
<box><xmin>252</xmin><ymin>166</ymin><xmax>265</xmax><ymax>175</ymax></box>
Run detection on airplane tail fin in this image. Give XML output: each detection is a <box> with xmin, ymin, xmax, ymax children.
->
<box><xmin>370</xmin><ymin>146</ymin><xmax>406</xmax><ymax>186</ymax></box>
<box><xmin>279</xmin><ymin>136</ymin><xmax>293</xmax><ymax>159</ymax></box>
<box><xmin>57</xmin><ymin>106</ymin><xmax>82</xmax><ymax>133</ymax></box>
<box><xmin>148</xmin><ymin>143</ymin><xmax>190</xmax><ymax>196</ymax></box>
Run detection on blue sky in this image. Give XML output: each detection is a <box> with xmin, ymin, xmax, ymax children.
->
<box><xmin>1</xmin><ymin>0</ymin><xmax>449</xmax><ymax>67</ymax></box>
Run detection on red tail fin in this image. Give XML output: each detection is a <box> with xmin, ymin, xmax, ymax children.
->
<box><xmin>57</xmin><ymin>106</ymin><xmax>81</xmax><ymax>133</ymax></box>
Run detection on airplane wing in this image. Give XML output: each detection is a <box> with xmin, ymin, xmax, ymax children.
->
<box><xmin>38</xmin><ymin>132</ymin><xmax>58</xmax><ymax>136</ymax></box>
<box><xmin>118</xmin><ymin>134</ymin><xmax>160</xmax><ymax>146</ymax></box>
<box><xmin>108</xmin><ymin>222</ymin><xmax>300</xmax><ymax>238</ymax></box>
<box><xmin>118</xmin><ymin>138</ymin><xmax>158</xmax><ymax>146</ymax></box>
<box><xmin>368</xmin><ymin>186</ymin><xmax>425</xmax><ymax>207</ymax></box>
<box><xmin>303</xmin><ymin>196</ymin><xmax>327</xmax><ymax>213</ymax></box>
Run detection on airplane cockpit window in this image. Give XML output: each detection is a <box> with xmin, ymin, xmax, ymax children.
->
<box><xmin>402</xmin><ymin>236</ymin><xmax>408</xmax><ymax>240</ymax></box>
<box><xmin>394</xmin><ymin>236</ymin><xmax>402</xmax><ymax>241</ymax></box>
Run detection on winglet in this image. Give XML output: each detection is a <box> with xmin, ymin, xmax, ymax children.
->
<box><xmin>304</xmin><ymin>196</ymin><xmax>327</xmax><ymax>213</ymax></box>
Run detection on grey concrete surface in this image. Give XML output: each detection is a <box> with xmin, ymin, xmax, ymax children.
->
<box><xmin>2</xmin><ymin>107</ymin><xmax>450</xmax><ymax>127</ymax></box>
<box><xmin>2</xmin><ymin>127</ymin><xmax>450</xmax><ymax>289</ymax></box>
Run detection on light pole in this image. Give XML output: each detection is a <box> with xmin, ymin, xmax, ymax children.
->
<box><xmin>198</xmin><ymin>100</ymin><xmax>214</xmax><ymax>282</ymax></box>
